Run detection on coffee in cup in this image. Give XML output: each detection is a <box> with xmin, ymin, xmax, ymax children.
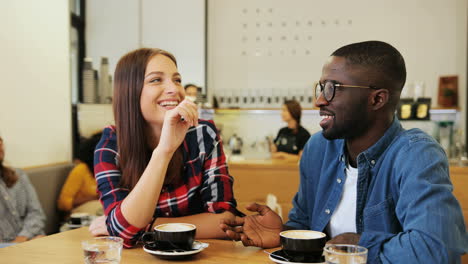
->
<box><xmin>280</xmin><ymin>230</ymin><xmax>326</xmax><ymax>262</ymax></box>
<box><xmin>142</xmin><ymin>223</ymin><xmax>196</xmax><ymax>251</ymax></box>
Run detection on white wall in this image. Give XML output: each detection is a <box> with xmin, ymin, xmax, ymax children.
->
<box><xmin>86</xmin><ymin>0</ymin><xmax>206</xmax><ymax>89</ymax></box>
<box><xmin>208</xmin><ymin>0</ymin><xmax>467</xmax><ymax>136</ymax></box>
<box><xmin>0</xmin><ymin>0</ymin><xmax>71</xmax><ymax>168</ymax></box>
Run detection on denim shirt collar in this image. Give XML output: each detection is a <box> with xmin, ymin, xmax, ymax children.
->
<box><xmin>339</xmin><ymin>117</ymin><xmax>404</xmax><ymax>167</ymax></box>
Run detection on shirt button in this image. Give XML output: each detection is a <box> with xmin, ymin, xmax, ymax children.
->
<box><xmin>336</xmin><ymin>178</ymin><xmax>342</xmax><ymax>184</ymax></box>
<box><xmin>371</xmin><ymin>160</ymin><xmax>376</xmax><ymax>165</ymax></box>
<box><xmin>325</xmin><ymin>209</ymin><xmax>331</xmax><ymax>214</ymax></box>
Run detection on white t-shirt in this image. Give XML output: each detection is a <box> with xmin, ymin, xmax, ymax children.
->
<box><xmin>326</xmin><ymin>164</ymin><xmax>358</xmax><ymax>238</ymax></box>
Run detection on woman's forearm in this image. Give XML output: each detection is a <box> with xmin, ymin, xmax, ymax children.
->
<box><xmin>152</xmin><ymin>211</ymin><xmax>235</xmax><ymax>239</ymax></box>
<box><xmin>120</xmin><ymin>147</ymin><xmax>173</xmax><ymax>228</ymax></box>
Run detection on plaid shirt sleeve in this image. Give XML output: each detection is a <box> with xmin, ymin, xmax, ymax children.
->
<box><xmin>94</xmin><ymin>126</ymin><xmax>143</xmax><ymax>248</ymax></box>
<box><xmin>198</xmin><ymin>120</ymin><xmax>240</xmax><ymax>215</ymax></box>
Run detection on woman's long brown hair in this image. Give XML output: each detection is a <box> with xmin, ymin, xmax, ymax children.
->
<box><xmin>113</xmin><ymin>48</ymin><xmax>183</xmax><ymax>190</ymax></box>
<box><xmin>284</xmin><ymin>99</ymin><xmax>302</xmax><ymax>132</ymax></box>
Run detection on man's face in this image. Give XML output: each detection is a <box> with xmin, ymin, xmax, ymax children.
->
<box><xmin>315</xmin><ymin>56</ymin><xmax>373</xmax><ymax>140</ymax></box>
<box><xmin>185</xmin><ymin>86</ymin><xmax>198</xmax><ymax>97</ymax></box>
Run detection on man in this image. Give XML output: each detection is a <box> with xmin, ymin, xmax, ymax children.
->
<box><xmin>221</xmin><ymin>41</ymin><xmax>468</xmax><ymax>263</ymax></box>
<box><xmin>184</xmin><ymin>83</ymin><xmax>199</xmax><ymax>102</ymax></box>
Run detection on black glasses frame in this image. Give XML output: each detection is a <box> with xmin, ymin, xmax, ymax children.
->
<box><xmin>315</xmin><ymin>81</ymin><xmax>380</xmax><ymax>102</ymax></box>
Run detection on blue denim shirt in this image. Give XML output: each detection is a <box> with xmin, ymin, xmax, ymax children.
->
<box><xmin>286</xmin><ymin>118</ymin><xmax>468</xmax><ymax>263</ymax></box>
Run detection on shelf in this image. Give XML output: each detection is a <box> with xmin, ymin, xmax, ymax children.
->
<box><xmin>214</xmin><ymin>108</ymin><xmax>460</xmax><ymax>122</ymax></box>
<box><xmin>215</xmin><ymin>108</ymin><xmax>458</xmax><ymax>114</ymax></box>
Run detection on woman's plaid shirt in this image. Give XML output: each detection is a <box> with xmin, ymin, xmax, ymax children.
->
<box><xmin>94</xmin><ymin>120</ymin><xmax>239</xmax><ymax>247</ymax></box>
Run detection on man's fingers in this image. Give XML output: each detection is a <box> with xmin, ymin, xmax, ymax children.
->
<box><xmin>240</xmin><ymin>234</ymin><xmax>255</xmax><ymax>247</ymax></box>
<box><xmin>220</xmin><ymin>217</ymin><xmax>244</xmax><ymax>227</ymax></box>
<box><xmin>219</xmin><ymin>223</ymin><xmax>237</xmax><ymax>232</ymax></box>
<box><xmin>226</xmin><ymin>230</ymin><xmax>242</xmax><ymax>241</ymax></box>
<box><xmin>220</xmin><ymin>222</ymin><xmax>243</xmax><ymax>234</ymax></box>
<box><xmin>246</xmin><ymin>202</ymin><xmax>272</xmax><ymax>216</ymax></box>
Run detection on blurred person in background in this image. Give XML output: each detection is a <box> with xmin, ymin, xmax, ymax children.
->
<box><xmin>270</xmin><ymin>100</ymin><xmax>311</xmax><ymax>162</ymax></box>
<box><xmin>0</xmin><ymin>136</ymin><xmax>45</xmax><ymax>247</ymax></box>
<box><xmin>184</xmin><ymin>83</ymin><xmax>199</xmax><ymax>102</ymax></box>
<box><xmin>57</xmin><ymin>132</ymin><xmax>102</xmax><ymax>216</ymax></box>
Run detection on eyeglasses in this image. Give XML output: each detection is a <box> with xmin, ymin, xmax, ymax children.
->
<box><xmin>315</xmin><ymin>81</ymin><xmax>380</xmax><ymax>102</ymax></box>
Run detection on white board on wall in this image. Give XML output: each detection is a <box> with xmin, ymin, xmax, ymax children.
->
<box><xmin>207</xmin><ymin>0</ymin><xmax>466</xmax><ymax>114</ymax></box>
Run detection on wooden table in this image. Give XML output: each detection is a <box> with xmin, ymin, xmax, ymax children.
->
<box><xmin>0</xmin><ymin>227</ymin><xmax>277</xmax><ymax>263</ymax></box>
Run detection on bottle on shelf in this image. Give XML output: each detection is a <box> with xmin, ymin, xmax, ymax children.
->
<box><xmin>82</xmin><ymin>57</ymin><xmax>96</xmax><ymax>103</ymax></box>
<box><xmin>99</xmin><ymin>57</ymin><xmax>111</xmax><ymax>104</ymax></box>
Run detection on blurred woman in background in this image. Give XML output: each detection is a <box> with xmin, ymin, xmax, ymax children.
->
<box><xmin>0</xmin><ymin>136</ymin><xmax>45</xmax><ymax>246</ymax></box>
<box><xmin>57</xmin><ymin>132</ymin><xmax>102</xmax><ymax>216</ymax></box>
<box><xmin>270</xmin><ymin>100</ymin><xmax>311</xmax><ymax>162</ymax></box>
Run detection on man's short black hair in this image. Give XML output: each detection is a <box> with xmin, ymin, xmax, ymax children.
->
<box><xmin>184</xmin><ymin>83</ymin><xmax>199</xmax><ymax>91</ymax></box>
<box><xmin>331</xmin><ymin>40</ymin><xmax>407</xmax><ymax>92</ymax></box>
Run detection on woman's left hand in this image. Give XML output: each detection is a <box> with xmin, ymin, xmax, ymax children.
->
<box><xmin>158</xmin><ymin>99</ymin><xmax>199</xmax><ymax>154</ymax></box>
<box><xmin>89</xmin><ymin>215</ymin><xmax>110</xmax><ymax>236</ymax></box>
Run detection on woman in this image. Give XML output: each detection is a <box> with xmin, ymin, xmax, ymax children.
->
<box><xmin>89</xmin><ymin>48</ymin><xmax>241</xmax><ymax>248</ymax></box>
<box><xmin>57</xmin><ymin>132</ymin><xmax>101</xmax><ymax>215</ymax></box>
<box><xmin>270</xmin><ymin>100</ymin><xmax>311</xmax><ymax>162</ymax></box>
<box><xmin>0</xmin><ymin>136</ymin><xmax>45</xmax><ymax>245</ymax></box>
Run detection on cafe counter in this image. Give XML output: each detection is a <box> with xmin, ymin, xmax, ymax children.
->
<box><xmin>229</xmin><ymin>158</ymin><xmax>300</xmax><ymax>221</ymax></box>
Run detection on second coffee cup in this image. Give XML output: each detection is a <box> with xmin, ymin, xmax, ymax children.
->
<box><xmin>142</xmin><ymin>223</ymin><xmax>196</xmax><ymax>251</ymax></box>
<box><xmin>280</xmin><ymin>230</ymin><xmax>326</xmax><ymax>262</ymax></box>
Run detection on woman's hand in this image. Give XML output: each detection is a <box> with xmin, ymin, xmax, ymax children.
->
<box><xmin>89</xmin><ymin>215</ymin><xmax>110</xmax><ymax>236</ymax></box>
<box><xmin>158</xmin><ymin>99</ymin><xmax>198</xmax><ymax>154</ymax></box>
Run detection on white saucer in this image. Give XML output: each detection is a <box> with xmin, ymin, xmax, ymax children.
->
<box><xmin>268</xmin><ymin>249</ymin><xmax>325</xmax><ymax>264</ymax></box>
<box><xmin>143</xmin><ymin>241</ymin><xmax>209</xmax><ymax>258</ymax></box>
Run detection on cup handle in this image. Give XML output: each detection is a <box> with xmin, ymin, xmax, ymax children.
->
<box><xmin>141</xmin><ymin>232</ymin><xmax>156</xmax><ymax>247</ymax></box>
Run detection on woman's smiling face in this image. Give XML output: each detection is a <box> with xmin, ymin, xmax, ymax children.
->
<box><xmin>139</xmin><ymin>54</ymin><xmax>184</xmax><ymax>127</ymax></box>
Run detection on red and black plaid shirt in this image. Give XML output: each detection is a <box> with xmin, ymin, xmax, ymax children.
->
<box><xmin>94</xmin><ymin>120</ymin><xmax>239</xmax><ymax>248</ymax></box>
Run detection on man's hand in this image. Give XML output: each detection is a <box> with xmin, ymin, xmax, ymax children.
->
<box><xmin>89</xmin><ymin>215</ymin><xmax>110</xmax><ymax>236</ymax></box>
<box><xmin>327</xmin><ymin>232</ymin><xmax>361</xmax><ymax>245</ymax></box>
<box><xmin>219</xmin><ymin>203</ymin><xmax>283</xmax><ymax>248</ymax></box>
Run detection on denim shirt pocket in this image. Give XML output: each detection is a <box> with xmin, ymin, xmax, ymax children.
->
<box><xmin>363</xmin><ymin>197</ymin><xmax>400</xmax><ymax>232</ymax></box>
